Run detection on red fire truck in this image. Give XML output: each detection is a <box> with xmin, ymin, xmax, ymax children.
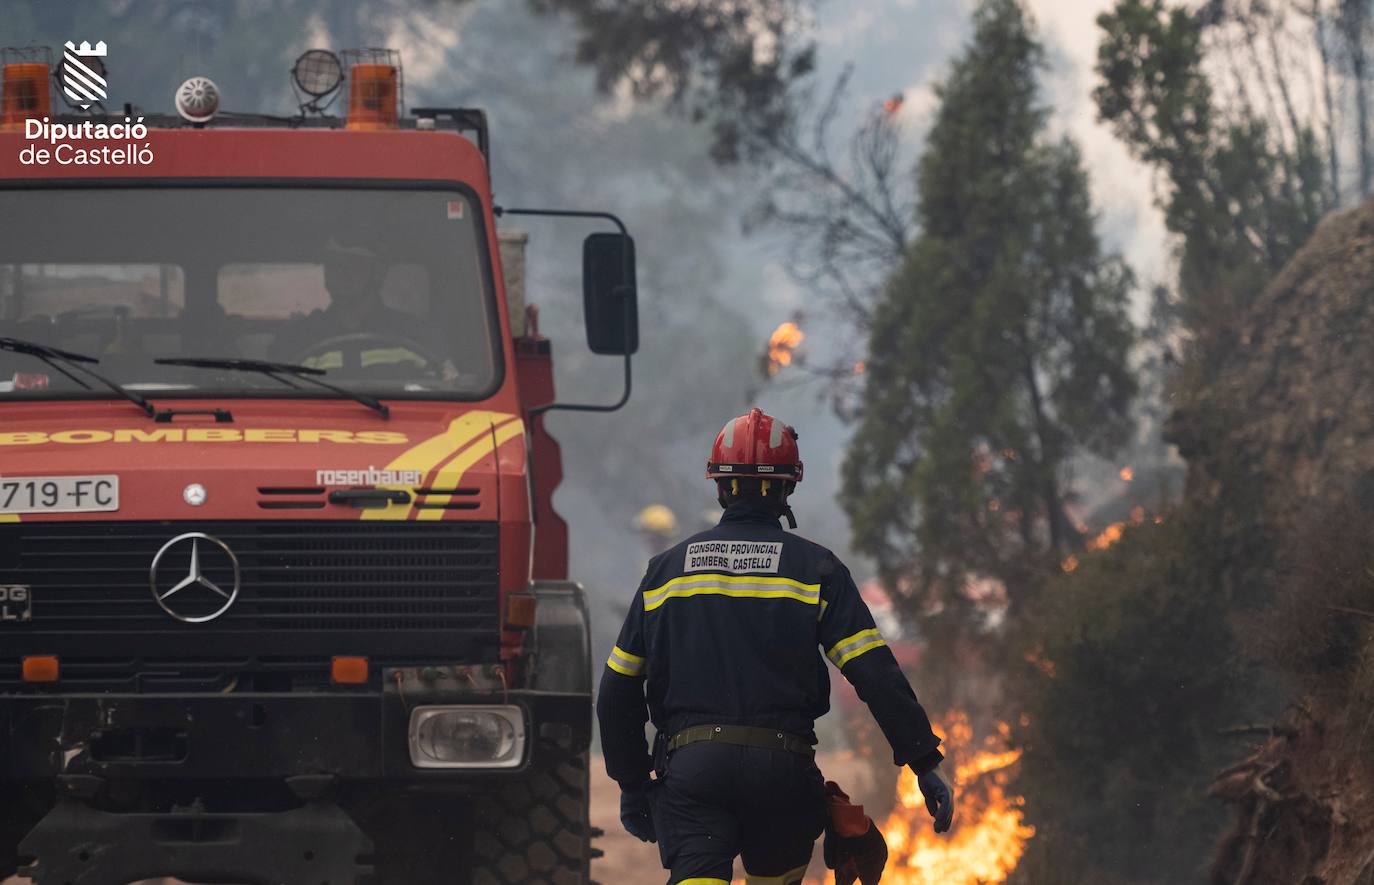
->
<box><xmin>0</xmin><ymin>47</ymin><xmax>636</xmax><ymax>884</ymax></box>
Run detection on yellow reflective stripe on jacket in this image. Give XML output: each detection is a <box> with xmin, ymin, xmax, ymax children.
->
<box><xmin>677</xmin><ymin>880</ymin><xmax>730</xmax><ymax>885</ymax></box>
<box><xmin>642</xmin><ymin>573</ymin><xmax>821</xmax><ymax>612</ymax></box>
<box><xmin>606</xmin><ymin>645</ymin><xmax>645</xmax><ymax>677</ymax></box>
<box><xmin>745</xmin><ymin>862</ymin><xmax>810</xmax><ymax>884</ymax></box>
<box><xmin>826</xmin><ymin>627</ymin><xmax>887</xmax><ymax>668</ymax></box>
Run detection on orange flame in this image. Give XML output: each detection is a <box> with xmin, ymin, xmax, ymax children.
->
<box><xmin>1086</xmin><ymin>522</ymin><xmax>1125</xmax><ymax>552</ymax></box>
<box><xmin>876</xmin><ymin>713</ymin><xmax>1032</xmax><ymax>883</ymax></box>
<box><xmin>798</xmin><ymin>712</ymin><xmax>1033</xmax><ymax>885</ymax></box>
<box><xmin>1062</xmin><ymin>511</ymin><xmax>1163</xmax><ymax>572</ymax></box>
<box><xmin>1118</xmin><ymin>466</ymin><xmax>1134</xmax><ymax>482</ymax></box>
<box><xmin>766</xmin><ymin>321</ymin><xmax>806</xmax><ymax>376</ymax></box>
<box><xmin>1024</xmin><ymin>649</ymin><xmax>1057</xmax><ymax>679</ymax></box>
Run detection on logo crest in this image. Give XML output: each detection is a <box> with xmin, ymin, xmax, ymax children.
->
<box><xmin>61</xmin><ymin>40</ymin><xmax>107</xmax><ymax>110</ymax></box>
<box><xmin>149</xmin><ymin>533</ymin><xmax>240</xmax><ymax>623</ymax></box>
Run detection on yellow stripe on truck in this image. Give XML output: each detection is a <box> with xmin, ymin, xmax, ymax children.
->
<box><xmin>492</xmin><ymin>417</ymin><xmax>526</xmax><ymax>449</ymax></box>
<box><xmin>0</xmin><ymin>429</ymin><xmax>409</xmax><ymax>446</ymax></box>
<box><xmin>360</xmin><ymin>412</ymin><xmax>511</xmax><ymax>521</ymax></box>
<box><xmin>415</xmin><ymin>418</ymin><xmax>523</xmax><ymax>521</ymax></box>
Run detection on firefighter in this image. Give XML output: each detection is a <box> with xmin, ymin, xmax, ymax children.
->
<box><xmin>269</xmin><ymin>238</ymin><xmax>440</xmax><ymax>372</ymax></box>
<box><xmin>597</xmin><ymin>408</ymin><xmax>955</xmax><ymax>885</ymax></box>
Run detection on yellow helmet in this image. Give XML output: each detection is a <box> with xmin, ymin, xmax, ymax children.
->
<box><xmin>633</xmin><ymin>504</ymin><xmax>678</xmax><ymax>536</ymax></box>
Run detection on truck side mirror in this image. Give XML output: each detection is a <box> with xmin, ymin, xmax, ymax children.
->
<box><xmin>582</xmin><ymin>232</ymin><xmax>638</xmax><ymax>355</ymax></box>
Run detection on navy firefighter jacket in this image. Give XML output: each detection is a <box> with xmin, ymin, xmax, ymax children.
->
<box><xmin>596</xmin><ymin>501</ymin><xmax>944</xmax><ymax>788</ymax></box>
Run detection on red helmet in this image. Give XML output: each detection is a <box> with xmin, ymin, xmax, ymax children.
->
<box><xmin>706</xmin><ymin>408</ymin><xmax>803</xmax><ymax>483</ymax></box>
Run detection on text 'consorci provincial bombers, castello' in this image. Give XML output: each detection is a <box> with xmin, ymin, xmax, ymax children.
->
<box><xmin>684</xmin><ymin>541</ymin><xmax>784</xmax><ymax>574</ymax></box>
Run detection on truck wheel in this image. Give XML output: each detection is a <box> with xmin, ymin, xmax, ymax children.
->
<box><xmin>351</xmin><ymin>790</ymin><xmax>466</xmax><ymax>885</ymax></box>
<box><xmin>1</xmin><ymin>782</ymin><xmax>53</xmax><ymax>877</ymax></box>
<box><xmin>470</xmin><ymin>750</ymin><xmax>592</xmax><ymax>885</ymax></box>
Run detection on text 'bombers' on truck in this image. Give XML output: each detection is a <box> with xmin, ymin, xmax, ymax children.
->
<box><xmin>0</xmin><ymin>47</ymin><xmax>639</xmax><ymax>885</ymax></box>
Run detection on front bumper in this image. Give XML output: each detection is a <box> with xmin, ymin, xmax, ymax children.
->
<box><xmin>1</xmin><ymin>685</ymin><xmax>590</xmax><ymax>782</ymax></box>
<box><xmin>19</xmin><ymin>795</ymin><xmax>373</xmax><ymax>885</ymax></box>
<box><xmin>3</xmin><ymin>683</ymin><xmax>590</xmax><ymax>883</ymax></box>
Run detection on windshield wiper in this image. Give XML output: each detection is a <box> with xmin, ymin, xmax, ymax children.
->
<box><xmin>0</xmin><ymin>336</ymin><xmax>155</xmax><ymax>418</ymax></box>
<box><xmin>154</xmin><ymin>357</ymin><xmax>390</xmax><ymax>419</ymax></box>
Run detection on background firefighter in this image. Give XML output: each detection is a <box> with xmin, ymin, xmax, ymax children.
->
<box><xmin>596</xmin><ymin>407</ymin><xmax>956</xmax><ymax>885</ymax></box>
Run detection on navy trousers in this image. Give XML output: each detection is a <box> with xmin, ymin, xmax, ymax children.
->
<box><xmin>652</xmin><ymin>741</ymin><xmax>828</xmax><ymax>884</ymax></box>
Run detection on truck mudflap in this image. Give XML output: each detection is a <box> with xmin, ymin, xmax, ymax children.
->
<box><xmin>18</xmin><ymin>789</ymin><xmax>373</xmax><ymax>885</ymax></box>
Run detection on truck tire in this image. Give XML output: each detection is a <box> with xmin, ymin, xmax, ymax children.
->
<box><xmin>352</xmin><ymin>790</ymin><xmax>463</xmax><ymax>885</ymax></box>
<box><xmin>1</xmin><ymin>782</ymin><xmax>52</xmax><ymax>878</ymax></box>
<box><xmin>470</xmin><ymin>750</ymin><xmax>592</xmax><ymax>885</ymax></box>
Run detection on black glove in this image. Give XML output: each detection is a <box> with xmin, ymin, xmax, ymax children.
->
<box><xmin>916</xmin><ymin>767</ymin><xmax>954</xmax><ymax>833</ymax></box>
<box><xmin>620</xmin><ymin>781</ymin><xmax>657</xmax><ymax>843</ymax></box>
<box><xmin>824</xmin><ymin>819</ymin><xmax>888</xmax><ymax>885</ymax></box>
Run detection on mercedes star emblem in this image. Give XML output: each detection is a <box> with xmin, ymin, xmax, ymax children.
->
<box><xmin>149</xmin><ymin>532</ymin><xmax>241</xmax><ymax>623</ymax></box>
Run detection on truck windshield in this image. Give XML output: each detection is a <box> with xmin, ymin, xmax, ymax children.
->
<box><xmin>0</xmin><ymin>187</ymin><xmax>501</xmax><ymax>400</ymax></box>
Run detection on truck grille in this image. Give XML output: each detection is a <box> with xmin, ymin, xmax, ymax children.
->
<box><xmin>0</xmin><ymin>521</ymin><xmax>501</xmax><ymax>669</ymax></box>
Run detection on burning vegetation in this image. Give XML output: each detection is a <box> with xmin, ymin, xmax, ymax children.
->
<box><xmin>872</xmin><ymin>713</ymin><xmax>1034</xmax><ymax>885</ymax></box>
<box><xmin>787</xmin><ymin>713</ymin><xmax>1033</xmax><ymax>885</ymax></box>
<box><xmin>765</xmin><ymin>320</ymin><xmax>806</xmax><ymax>376</ymax></box>
<box><xmin>1060</xmin><ymin>502</ymin><xmax>1155</xmax><ymax>573</ymax></box>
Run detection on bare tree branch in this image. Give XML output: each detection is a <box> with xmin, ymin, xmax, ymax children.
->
<box><xmin>1265</xmin><ymin>13</ymin><xmax>1307</xmax><ymax>151</ymax></box>
<box><xmin>1311</xmin><ymin>0</ymin><xmax>1342</xmax><ymax>205</ymax></box>
<box><xmin>747</xmin><ymin>72</ymin><xmax>916</xmax><ymax>335</ymax></box>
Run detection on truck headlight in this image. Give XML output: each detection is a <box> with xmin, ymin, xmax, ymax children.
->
<box><xmin>408</xmin><ymin>705</ymin><xmax>525</xmax><ymax>769</ymax></box>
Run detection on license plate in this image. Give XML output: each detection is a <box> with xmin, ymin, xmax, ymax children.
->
<box><xmin>0</xmin><ymin>475</ymin><xmax>119</xmax><ymax>514</ymax></box>
<box><xmin>0</xmin><ymin>586</ymin><xmax>31</xmax><ymax>623</ymax></box>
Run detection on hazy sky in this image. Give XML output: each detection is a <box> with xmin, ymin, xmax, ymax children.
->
<box><xmin>800</xmin><ymin>0</ymin><xmax>1170</xmax><ymax>320</ymax></box>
